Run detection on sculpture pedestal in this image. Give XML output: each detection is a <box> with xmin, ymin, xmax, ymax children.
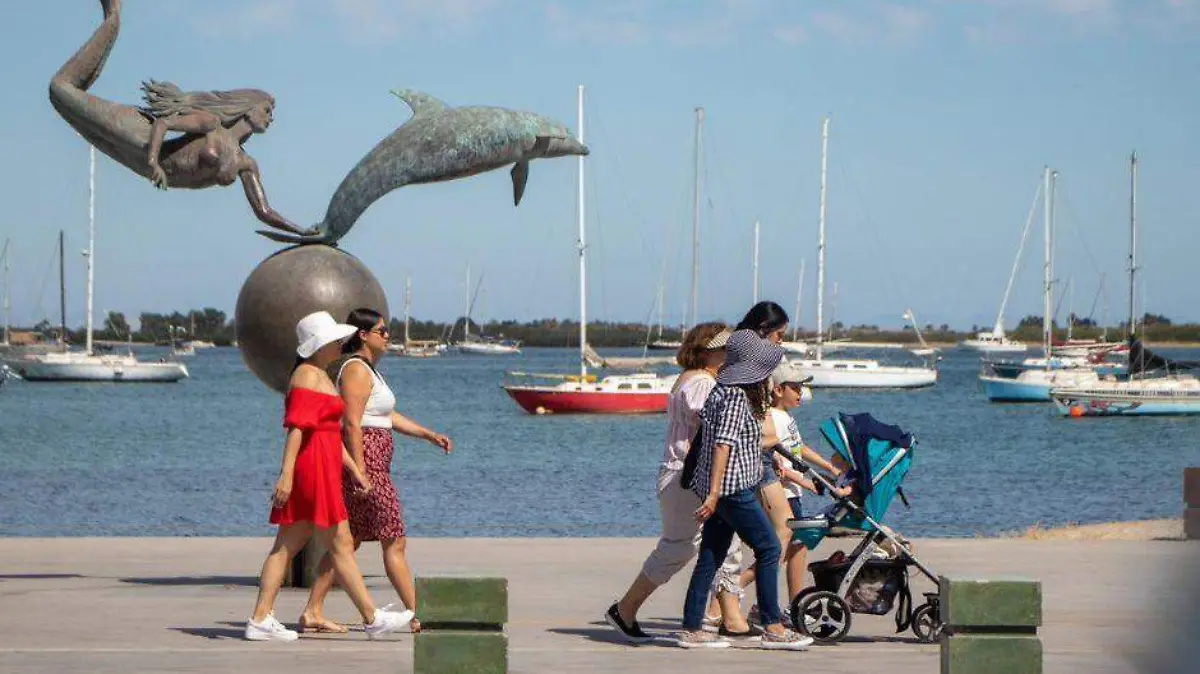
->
<box><xmin>235</xmin><ymin>244</ymin><xmax>388</xmax><ymax>393</ymax></box>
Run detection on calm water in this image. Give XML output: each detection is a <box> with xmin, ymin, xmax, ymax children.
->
<box><xmin>1</xmin><ymin>346</ymin><xmax>1198</xmax><ymax>538</ymax></box>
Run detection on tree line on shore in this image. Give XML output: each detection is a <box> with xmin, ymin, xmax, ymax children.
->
<box><xmin>14</xmin><ymin>308</ymin><xmax>1200</xmax><ymax>348</ymax></box>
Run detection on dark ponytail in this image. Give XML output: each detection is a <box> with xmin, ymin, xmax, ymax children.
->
<box><xmin>736</xmin><ymin>301</ymin><xmax>789</xmax><ymax>338</ymax></box>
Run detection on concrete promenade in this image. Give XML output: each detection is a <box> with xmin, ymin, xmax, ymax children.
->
<box><xmin>0</xmin><ymin>536</ymin><xmax>1195</xmax><ymax>673</ymax></box>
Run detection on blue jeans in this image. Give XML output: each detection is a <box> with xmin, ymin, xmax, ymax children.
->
<box><xmin>682</xmin><ymin>488</ymin><xmax>783</xmax><ymax>630</ymax></box>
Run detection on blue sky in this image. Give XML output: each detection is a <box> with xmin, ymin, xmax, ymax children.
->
<box><xmin>1</xmin><ymin>0</ymin><xmax>1197</xmax><ymax>332</ymax></box>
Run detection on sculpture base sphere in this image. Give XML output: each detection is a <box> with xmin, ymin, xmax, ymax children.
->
<box><xmin>235</xmin><ymin>245</ymin><xmax>389</xmax><ymax>393</ymax></box>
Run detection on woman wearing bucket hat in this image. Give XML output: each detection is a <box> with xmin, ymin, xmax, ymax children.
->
<box><xmin>244</xmin><ymin>311</ymin><xmax>413</xmax><ymax>642</ymax></box>
<box><xmin>676</xmin><ymin>329</ymin><xmax>810</xmax><ymax>650</ymax></box>
<box><xmin>604</xmin><ymin>322</ymin><xmax>734</xmax><ymax>643</ymax></box>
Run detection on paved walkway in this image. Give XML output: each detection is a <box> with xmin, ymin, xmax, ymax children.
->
<box><xmin>0</xmin><ymin>537</ymin><xmax>1195</xmax><ymax>673</ymax></box>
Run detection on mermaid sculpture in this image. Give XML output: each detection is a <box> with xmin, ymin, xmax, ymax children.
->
<box><xmin>48</xmin><ymin>0</ymin><xmax>312</xmax><ymax>239</ymax></box>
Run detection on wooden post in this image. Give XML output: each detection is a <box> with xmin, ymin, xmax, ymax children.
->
<box><xmin>1185</xmin><ymin>468</ymin><xmax>1200</xmax><ymax>540</ymax></box>
<box><xmin>940</xmin><ymin>576</ymin><xmax>1042</xmax><ymax>674</ymax></box>
<box><xmin>414</xmin><ymin>577</ymin><xmax>508</xmax><ymax>674</ymax></box>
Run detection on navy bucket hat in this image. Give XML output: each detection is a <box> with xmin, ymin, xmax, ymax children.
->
<box><xmin>717</xmin><ymin>329</ymin><xmax>784</xmax><ymax>386</ymax></box>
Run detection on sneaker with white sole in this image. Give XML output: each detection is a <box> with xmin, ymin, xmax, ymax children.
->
<box><xmin>364</xmin><ymin>605</ymin><xmax>415</xmax><ymax>640</ymax></box>
<box><xmin>759</xmin><ymin>628</ymin><xmax>813</xmax><ymax>651</ymax></box>
<box><xmin>676</xmin><ymin>630</ymin><xmax>730</xmax><ymax>649</ymax></box>
<box><xmin>245</xmin><ymin>613</ymin><xmax>299</xmax><ymax>642</ymax></box>
<box><xmin>748</xmin><ymin>604</ymin><xmax>794</xmax><ymax>630</ymax></box>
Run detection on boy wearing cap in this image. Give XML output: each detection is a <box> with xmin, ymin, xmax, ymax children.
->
<box><xmin>763</xmin><ymin>361</ymin><xmax>848</xmax><ymax>603</ymax></box>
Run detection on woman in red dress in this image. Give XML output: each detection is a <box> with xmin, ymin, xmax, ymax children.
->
<box><xmin>300</xmin><ymin>308</ymin><xmax>453</xmax><ymax>634</ymax></box>
<box><xmin>244</xmin><ymin>311</ymin><xmax>414</xmax><ymax>642</ymax></box>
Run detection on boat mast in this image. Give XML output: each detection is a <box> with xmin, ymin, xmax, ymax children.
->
<box><xmin>404</xmin><ymin>274</ymin><xmax>412</xmax><ymax>346</ymax></box>
<box><xmin>463</xmin><ymin>264</ymin><xmax>470</xmax><ymax>341</ymax></box>
<box><xmin>58</xmin><ymin>230</ymin><xmax>66</xmax><ymax>351</ymax></box>
<box><xmin>1</xmin><ymin>239</ymin><xmax>10</xmax><ymax>347</ymax></box>
<box><xmin>1041</xmin><ymin>166</ymin><xmax>1054</xmax><ymax>359</ymax></box>
<box><xmin>576</xmin><ymin>84</ymin><xmax>588</xmax><ymax>379</ymax></box>
<box><xmin>1128</xmin><ymin>151</ymin><xmax>1138</xmax><ymax>342</ymax></box>
<box><xmin>816</xmin><ymin>116</ymin><xmax>829</xmax><ymax>359</ymax></box>
<box><xmin>752</xmin><ymin>220</ymin><xmax>760</xmax><ymax>305</ymax></box>
<box><xmin>792</xmin><ymin>258</ymin><xmax>805</xmax><ymax>340</ymax></box>
<box><xmin>690</xmin><ymin>107</ymin><xmax>703</xmax><ymax>330</ymax></box>
<box><xmin>85</xmin><ymin>146</ymin><xmax>95</xmax><ymax>356</ymax></box>
<box><xmin>655</xmin><ymin>281</ymin><xmax>664</xmax><ymax>340</ymax></box>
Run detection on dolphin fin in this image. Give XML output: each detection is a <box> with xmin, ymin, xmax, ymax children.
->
<box><xmin>389</xmin><ymin>89</ymin><xmax>448</xmax><ymax>116</ymax></box>
<box><xmin>510</xmin><ymin>161</ymin><xmax>529</xmax><ymax>206</ymax></box>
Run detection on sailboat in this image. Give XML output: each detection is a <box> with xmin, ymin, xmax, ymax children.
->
<box><xmin>2</xmin><ymin>148</ymin><xmax>188</xmax><ymax>383</ymax></box>
<box><xmin>790</xmin><ymin>117</ymin><xmax>938</xmax><ymax>389</ymax></box>
<box><xmin>391</xmin><ymin>275</ymin><xmax>440</xmax><ymax>358</ymax></box>
<box><xmin>978</xmin><ymin>168</ymin><xmax>1103</xmax><ymax>401</ymax></box>
<box><xmin>1050</xmin><ymin>152</ymin><xmax>1200</xmax><ymax>416</ymax></box>
<box><xmin>456</xmin><ymin>265</ymin><xmax>521</xmax><ymax>355</ymax></box>
<box><xmin>503</xmin><ymin>86</ymin><xmax>676</xmax><ymax>414</ymax></box>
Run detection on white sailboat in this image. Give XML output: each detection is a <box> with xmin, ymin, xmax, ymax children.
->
<box><xmin>790</xmin><ymin>117</ymin><xmax>938</xmax><ymax>389</ymax></box>
<box><xmin>502</xmin><ymin>86</ymin><xmax>676</xmax><ymax>414</ymax></box>
<box><xmin>2</xmin><ymin>148</ymin><xmax>188</xmax><ymax>383</ymax></box>
<box><xmin>391</xmin><ymin>275</ymin><xmax>440</xmax><ymax>358</ymax></box>
<box><xmin>456</xmin><ymin>265</ymin><xmax>521</xmax><ymax>355</ymax></box>
<box><xmin>1050</xmin><ymin>152</ymin><xmax>1200</xmax><ymax>416</ymax></box>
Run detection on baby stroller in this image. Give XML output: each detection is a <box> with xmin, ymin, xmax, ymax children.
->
<box><xmin>775</xmin><ymin>412</ymin><xmax>943</xmax><ymax>644</ymax></box>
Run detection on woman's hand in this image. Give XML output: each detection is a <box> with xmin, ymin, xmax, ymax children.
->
<box><xmin>351</xmin><ymin>471</ymin><xmax>373</xmax><ymax>497</ymax></box>
<box><xmin>694</xmin><ymin>494</ymin><xmax>719</xmax><ymax>522</ymax></box>
<box><xmin>427</xmin><ymin>431</ymin><xmax>453</xmax><ymax>455</ymax></box>
<box><xmin>833</xmin><ymin>485</ymin><xmax>853</xmax><ymax>499</ymax></box>
<box><xmin>149</xmin><ymin>163</ymin><xmax>169</xmax><ymax>190</ymax></box>
<box><xmin>271</xmin><ymin>474</ymin><xmax>293</xmax><ymax>508</ymax></box>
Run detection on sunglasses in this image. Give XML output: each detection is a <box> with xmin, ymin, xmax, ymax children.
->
<box><xmin>367</xmin><ymin>326</ymin><xmax>389</xmax><ymax>337</ymax></box>
<box><xmin>781</xmin><ymin>381</ymin><xmax>806</xmax><ymax>393</ymax></box>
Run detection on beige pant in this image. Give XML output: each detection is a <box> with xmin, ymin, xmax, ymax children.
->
<box><xmin>639</xmin><ymin>467</ymin><xmax>704</xmax><ymax>586</ymax></box>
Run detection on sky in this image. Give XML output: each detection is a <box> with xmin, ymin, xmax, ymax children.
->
<box><xmin>1</xmin><ymin>0</ymin><xmax>1197</xmax><ymax>332</ymax></box>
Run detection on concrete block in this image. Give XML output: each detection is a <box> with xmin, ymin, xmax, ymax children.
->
<box><xmin>415</xmin><ymin>631</ymin><xmax>507</xmax><ymax>674</ymax></box>
<box><xmin>285</xmin><ymin>539</ymin><xmax>326</xmax><ymax>589</ymax></box>
<box><xmin>417</xmin><ymin>576</ymin><xmax>508</xmax><ymax>627</ymax></box>
<box><xmin>1185</xmin><ymin>468</ymin><xmax>1200</xmax><ymax>508</ymax></box>
<box><xmin>941</xmin><ymin>634</ymin><xmax>1042</xmax><ymax>674</ymax></box>
<box><xmin>1186</xmin><ymin>507</ymin><xmax>1200</xmax><ymax>540</ymax></box>
<box><xmin>939</xmin><ymin>576</ymin><xmax>1041</xmax><ymax>630</ymax></box>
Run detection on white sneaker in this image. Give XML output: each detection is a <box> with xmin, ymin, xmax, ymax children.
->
<box><xmin>759</xmin><ymin>628</ymin><xmax>813</xmax><ymax>651</ymax></box>
<box><xmin>364</xmin><ymin>604</ymin><xmax>416</xmax><ymax>640</ymax></box>
<box><xmin>245</xmin><ymin>613</ymin><xmax>299</xmax><ymax>642</ymax></box>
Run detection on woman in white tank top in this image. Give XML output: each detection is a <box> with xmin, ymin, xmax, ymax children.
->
<box><xmin>300</xmin><ymin>308</ymin><xmax>453</xmax><ymax>634</ymax></box>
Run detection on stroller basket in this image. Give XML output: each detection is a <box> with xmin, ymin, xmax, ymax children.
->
<box><xmin>810</xmin><ymin>557</ymin><xmax>910</xmax><ymax>616</ymax></box>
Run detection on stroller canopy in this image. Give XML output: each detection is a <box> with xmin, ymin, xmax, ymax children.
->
<box><xmin>819</xmin><ymin>412</ymin><xmax>916</xmax><ymax>526</ymax></box>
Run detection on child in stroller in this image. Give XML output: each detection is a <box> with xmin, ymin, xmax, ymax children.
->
<box><xmin>775</xmin><ymin>412</ymin><xmax>944</xmax><ymax>644</ymax></box>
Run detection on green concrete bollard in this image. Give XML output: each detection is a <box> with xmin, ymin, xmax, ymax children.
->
<box><xmin>939</xmin><ymin>576</ymin><xmax>1042</xmax><ymax>674</ymax></box>
<box><xmin>414</xmin><ymin>577</ymin><xmax>508</xmax><ymax>674</ymax></box>
<box><xmin>1185</xmin><ymin>468</ymin><xmax>1200</xmax><ymax>540</ymax></box>
<box><xmin>285</xmin><ymin>539</ymin><xmax>325</xmax><ymax>589</ymax></box>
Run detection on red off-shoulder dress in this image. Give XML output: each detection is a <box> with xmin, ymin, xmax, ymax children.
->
<box><xmin>269</xmin><ymin>388</ymin><xmax>349</xmax><ymax>529</ymax></box>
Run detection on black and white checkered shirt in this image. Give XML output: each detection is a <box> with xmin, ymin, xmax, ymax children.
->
<box><xmin>691</xmin><ymin>384</ymin><xmax>764</xmax><ymax>499</ymax></box>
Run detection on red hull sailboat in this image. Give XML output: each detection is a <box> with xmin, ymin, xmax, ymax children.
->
<box><xmin>501</xmin><ymin>85</ymin><xmax>675</xmax><ymax>415</ymax></box>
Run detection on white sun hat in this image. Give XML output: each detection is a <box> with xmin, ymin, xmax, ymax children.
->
<box><xmin>295</xmin><ymin>311</ymin><xmax>357</xmax><ymax>358</ymax></box>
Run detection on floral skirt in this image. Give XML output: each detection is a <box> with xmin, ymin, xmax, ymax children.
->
<box><xmin>344</xmin><ymin>428</ymin><xmax>406</xmax><ymax>541</ymax></box>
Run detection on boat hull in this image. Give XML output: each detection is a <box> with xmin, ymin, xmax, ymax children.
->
<box><xmin>791</xmin><ymin>360</ymin><xmax>937</xmax><ymax>389</ymax></box>
<box><xmin>980</xmin><ymin>374</ymin><xmax>1050</xmax><ymax>402</ymax></box>
<box><xmin>5</xmin><ymin>358</ymin><xmax>189</xmax><ymax>382</ymax></box>
<box><xmin>458</xmin><ymin>343</ymin><xmax>521</xmax><ymax>355</ymax></box>
<box><xmin>1051</xmin><ymin>391</ymin><xmax>1200</xmax><ymax>417</ymax></box>
<box><xmin>503</xmin><ymin>386</ymin><xmax>668</xmax><ymax>414</ymax></box>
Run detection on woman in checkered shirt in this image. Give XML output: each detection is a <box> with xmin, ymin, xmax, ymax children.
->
<box><xmin>675</xmin><ymin>329</ymin><xmax>810</xmax><ymax>650</ymax></box>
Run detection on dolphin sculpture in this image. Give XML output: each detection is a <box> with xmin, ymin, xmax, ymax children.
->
<box><xmin>258</xmin><ymin>89</ymin><xmax>589</xmax><ymax>245</ymax></box>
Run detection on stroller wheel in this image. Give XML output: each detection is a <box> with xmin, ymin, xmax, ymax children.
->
<box><xmin>911</xmin><ymin>602</ymin><xmax>943</xmax><ymax>644</ymax></box>
<box><xmin>792</xmin><ymin>590</ymin><xmax>852</xmax><ymax>643</ymax></box>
